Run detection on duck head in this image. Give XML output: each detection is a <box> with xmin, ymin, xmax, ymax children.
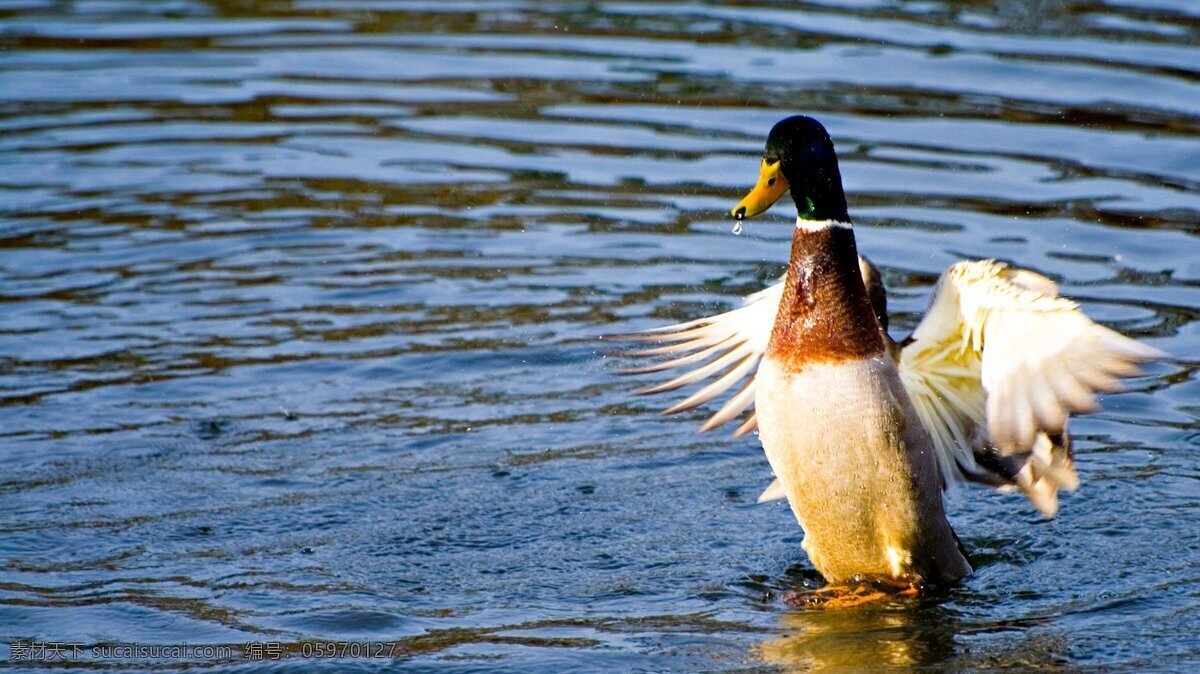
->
<box><xmin>731</xmin><ymin>116</ymin><xmax>850</xmax><ymax>224</ymax></box>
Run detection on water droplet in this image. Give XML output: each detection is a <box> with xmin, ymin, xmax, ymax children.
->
<box><xmin>731</xmin><ymin>220</ymin><xmax>743</xmax><ymax>235</ymax></box>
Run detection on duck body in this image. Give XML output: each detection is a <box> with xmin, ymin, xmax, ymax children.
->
<box><xmin>613</xmin><ymin>115</ymin><xmax>1162</xmax><ymax>590</ymax></box>
<box><xmin>755</xmin><ymin>221</ymin><xmax>971</xmax><ymax>584</ymax></box>
<box><xmin>757</xmin><ymin>355</ymin><xmax>969</xmax><ymax>583</ymax></box>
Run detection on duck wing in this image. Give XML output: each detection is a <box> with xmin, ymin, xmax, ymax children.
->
<box><xmin>898</xmin><ymin>259</ymin><xmax>1163</xmax><ymax>515</ymax></box>
<box><xmin>608</xmin><ymin>276</ymin><xmax>784</xmax><ymax>438</ymax></box>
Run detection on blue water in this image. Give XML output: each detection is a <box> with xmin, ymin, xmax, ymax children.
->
<box><xmin>1</xmin><ymin>0</ymin><xmax>1197</xmax><ymax>671</ymax></box>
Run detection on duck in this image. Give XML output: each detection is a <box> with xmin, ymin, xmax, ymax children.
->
<box><xmin>615</xmin><ymin>115</ymin><xmax>1162</xmax><ymax>594</ymax></box>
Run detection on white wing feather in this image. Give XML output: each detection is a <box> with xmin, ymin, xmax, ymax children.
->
<box><xmin>899</xmin><ymin>259</ymin><xmax>1163</xmax><ymax>512</ymax></box>
<box><xmin>757</xmin><ymin>478</ymin><xmax>786</xmax><ymax>503</ymax></box>
<box><xmin>613</xmin><ymin>278</ymin><xmax>784</xmax><ymax>436</ymax></box>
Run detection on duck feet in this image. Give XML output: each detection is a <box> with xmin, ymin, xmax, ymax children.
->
<box><xmin>782</xmin><ymin>579</ymin><xmax>922</xmax><ymax>609</ymax></box>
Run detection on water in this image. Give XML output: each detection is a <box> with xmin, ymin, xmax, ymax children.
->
<box><xmin>1</xmin><ymin>0</ymin><xmax>1197</xmax><ymax>671</ymax></box>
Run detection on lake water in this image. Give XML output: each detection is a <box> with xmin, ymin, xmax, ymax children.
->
<box><xmin>1</xmin><ymin>0</ymin><xmax>1198</xmax><ymax>671</ymax></box>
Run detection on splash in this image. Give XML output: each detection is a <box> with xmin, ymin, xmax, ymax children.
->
<box><xmin>731</xmin><ymin>220</ymin><xmax>743</xmax><ymax>235</ymax></box>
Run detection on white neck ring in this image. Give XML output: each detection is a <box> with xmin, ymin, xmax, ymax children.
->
<box><xmin>795</xmin><ymin>218</ymin><xmax>852</xmax><ymax>232</ymax></box>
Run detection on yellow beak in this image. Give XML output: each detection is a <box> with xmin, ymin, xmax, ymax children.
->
<box><xmin>731</xmin><ymin>159</ymin><xmax>789</xmax><ymax>221</ymax></box>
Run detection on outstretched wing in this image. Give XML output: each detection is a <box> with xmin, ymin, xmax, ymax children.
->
<box><xmin>609</xmin><ymin>278</ymin><xmax>784</xmax><ymax>437</ymax></box>
<box><xmin>899</xmin><ymin>259</ymin><xmax>1163</xmax><ymax>514</ymax></box>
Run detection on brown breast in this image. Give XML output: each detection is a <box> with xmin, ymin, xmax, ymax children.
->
<box><xmin>766</xmin><ymin>224</ymin><xmax>886</xmax><ymax>370</ymax></box>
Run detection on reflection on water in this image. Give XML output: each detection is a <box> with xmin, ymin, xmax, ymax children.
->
<box><xmin>760</xmin><ymin>598</ymin><xmax>1076</xmax><ymax>672</ymax></box>
<box><xmin>759</xmin><ymin>603</ymin><xmax>956</xmax><ymax>672</ymax></box>
<box><xmin>1</xmin><ymin>0</ymin><xmax>1198</xmax><ymax>671</ymax></box>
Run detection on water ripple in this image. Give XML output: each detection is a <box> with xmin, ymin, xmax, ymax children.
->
<box><xmin>0</xmin><ymin>0</ymin><xmax>1197</xmax><ymax>671</ymax></box>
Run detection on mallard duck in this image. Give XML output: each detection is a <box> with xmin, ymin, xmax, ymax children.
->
<box><xmin>616</xmin><ymin>116</ymin><xmax>1162</xmax><ymax>591</ymax></box>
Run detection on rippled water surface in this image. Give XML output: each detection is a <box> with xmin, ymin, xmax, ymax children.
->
<box><xmin>2</xmin><ymin>0</ymin><xmax>1198</xmax><ymax>671</ymax></box>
